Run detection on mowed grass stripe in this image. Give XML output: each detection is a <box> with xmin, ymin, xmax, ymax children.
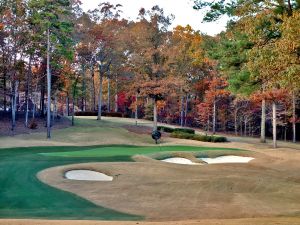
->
<box><xmin>41</xmin><ymin>145</ymin><xmax>242</xmax><ymax>158</ymax></box>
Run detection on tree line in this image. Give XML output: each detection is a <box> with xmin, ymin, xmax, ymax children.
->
<box><xmin>0</xmin><ymin>0</ymin><xmax>299</xmax><ymax>147</ymax></box>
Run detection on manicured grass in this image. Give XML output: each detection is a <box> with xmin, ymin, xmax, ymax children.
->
<box><xmin>0</xmin><ymin>145</ymin><xmax>243</xmax><ymax>220</ymax></box>
<box><xmin>0</xmin><ymin>146</ymin><xmax>141</xmax><ymax>220</ymax></box>
<box><xmin>41</xmin><ymin>145</ymin><xmax>241</xmax><ymax>158</ymax></box>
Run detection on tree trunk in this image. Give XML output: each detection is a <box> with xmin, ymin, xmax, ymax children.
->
<box><xmin>234</xmin><ymin>108</ymin><xmax>238</xmax><ymax>136</ymax></box>
<box><xmin>71</xmin><ymin>97</ymin><xmax>75</xmax><ymax>126</ymax></box>
<box><xmin>114</xmin><ymin>94</ymin><xmax>118</xmax><ymax>112</ymax></box>
<box><xmin>272</xmin><ymin>101</ymin><xmax>277</xmax><ymax>148</ymax></box>
<box><xmin>40</xmin><ymin>76</ymin><xmax>45</xmax><ymax>117</ymax></box>
<box><xmin>11</xmin><ymin>89</ymin><xmax>15</xmax><ymax>131</ymax></box>
<box><xmin>32</xmin><ymin>84</ymin><xmax>38</xmax><ymax>119</ymax></box>
<box><xmin>25</xmin><ymin>93</ymin><xmax>29</xmax><ymax>127</ymax></box>
<box><xmin>284</xmin><ymin>126</ymin><xmax>287</xmax><ymax>142</ymax></box>
<box><xmin>97</xmin><ymin>70</ymin><xmax>103</xmax><ymax>120</ymax></box>
<box><xmin>93</xmin><ymin>77</ymin><xmax>96</xmax><ymax>111</ymax></box>
<box><xmin>240</xmin><ymin>121</ymin><xmax>243</xmax><ymax>136</ymax></box>
<box><xmin>260</xmin><ymin>98</ymin><xmax>266</xmax><ymax>143</ymax></box>
<box><xmin>14</xmin><ymin>82</ymin><xmax>19</xmax><ymax>128</ymax></box>
<box><xmin>66</xmin><ymin>94</ymin><xmax>69</xmax><ymax>116</ymax></box>
<box><xmin>153</xmin><ymin>99</ymin><xmax>158</xmax><ymax>131</ymax></box>
<box><xmin>207</xmin><ymin>117</ymin><xmax>210</xmax><ymax>134</ymax></box>
<box><xmin>292</xmin><ymin>91</ymin><xmax>296</xmax><ymax>143</ymax></box>
<box><xmin>135</xmin><ymin>92</ymin><xmax>138</xmax><ymax>126</ymax></box>
<box><xmin>3</xmin><ymin>58</ymin><xmax>7</xmax><ymax>112</ymax></box>
<box><xmin>244</xmin><ymin>120</ymin><xmax>247</xmax><ymax>136</ymax></box>
<box><xmin>17</xmin><ymin>92</ymin><xmax>20</xmax><ymax>112</ymax></box>
<box><xmin>213</xmin><ymin>99</ymin><xmax>216</xmax><ymax>134</ymax></box>
<box><xmin>25</xmin><ymin>56</ymin><xmax>32</xmax><ymax>128</ymax></box>
<box><xmin>11</xmin><ymin>81</ymin><xmax>19</xmax><ymax>131</ymax></box>
<box><xmin>32</xmin><ymin>101</ymin><xmax>36</xmax><ymax>120</ymax></box>
<box><xmin>81</xmin><ymin>65</ymin><xmax>86</xmax><ymax>112</ymax></box>
<box><xmin>114</xmin><ymin>78</ymin><xmax>118</xmax><ymax>112</ymax></box>
<box><xmin>107</xmin><ymin>70</ymin><xmax>111</xmax><ymax>112</ymax></box>
<box><xmin>287</xmin><ymin>0</ymin><xmax>293</xmax><ymax>16</ymax></box>
<box><xmin>91</xmin><ymin>65</ymin><xmax>96</xmax><ymax>111</ymax></box>
<box><xmin>46</xmin><ymin>28</ymin><xmax>51</xmax><ymax>139</ymax></box>
<box><xmin>53</xmin><ymin>95</ymin><xmax>57</xmax><ymax>123</ymax></box>
<box><xmin>184</xmin><ymin>93</ymin><xmax>188</xmax><ymax>126</ymax></box>
<box><xmin>180</xmin><ymin>95</ymin><xmax>184</xmax><ymax>127</ymax></box>
<box><xmin>71</xmin><ymin>76</ymin><xmax>80</xmax><ymax>126</ymax></box>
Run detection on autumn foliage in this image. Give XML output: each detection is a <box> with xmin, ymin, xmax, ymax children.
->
<box><xmin>0</xmin><ymin>1</ymin><xmax>299</xmax><ymax>142</ymax></box>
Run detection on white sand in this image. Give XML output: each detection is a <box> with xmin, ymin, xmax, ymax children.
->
<box><xmin>161</xmin><ymin>157</ymin><xmax>199</xmax><ymax>165</ymax></box>
<box><xmin>65</xmin><ymin>170</ymin><xmax>113</xmax><ymax>181</ymax></box>
<box><xmin>200</xmin><ymin>156</ymin><xmax>254</xmax><ymax>164</ymax></box>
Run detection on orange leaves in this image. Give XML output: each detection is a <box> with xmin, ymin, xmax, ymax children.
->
<box><xmin>31</xmin><ymin>64</ymin><xmax>40</xmax><ymax>74</ymax></box>
<box><xmin>128</xmin><ymin>95</ymin><xmax>144</xmax><ymax>111</ymax></box>
<box><xmin>194</xmin><ymin>78</ymin><xmax>210</xmax><ymax>94</ymax></box>
<box><xmin>137</xmin><ymin>76</ymin><xmax>182</xmax><ymax>98</ymax></box>
<box><xmin>251</xmin><ymin>88</ymin><xmax>290</xmax><ymax>104</ymax></box>
<box><xmin>250</xmin><ymin>91</ymin><xmax>264</xmax><ymax>105</ymax></box>
<box><xmin>91</xmin><ymin>24</ymin><xmax>109</xmax><ymax>43</ymax></box>
<box><xmin>170</xmin><ymin>25</ymin><xmax>204</xmax><ymax>69</ymax></box>
<box><xmin>157</xmin><ymin>100</ymin><xmax>166</xmax><ymax>111</ymax></box>
<box><xmin>196</xmin><ymin>101</ymin><xmax>212</xmax><ymax>124</ymax></box>
<box><xmin>265</xmin><ymin>89</ymin><xmax>289</xmax><ymax>103</ymax></box>
<box><xmin>196</xmin><ymin>76</ymin><xmax>231</xmax><ymax>124</ymax></box>
<box><xmin>204</xmin><ymin>76</ymin><xmax>230</xmax><ymax>104</ymax></box>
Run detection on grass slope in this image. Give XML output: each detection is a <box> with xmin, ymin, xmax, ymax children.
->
<box><xmin>0</xmin><ymin>146</ymin><xmax>141</xmax><ymax>220</ymax></box>
<box><xmin>0</xmin><ymin>145</ymin><xmax>242</xmax><ymax>220</ymax></box>
<box><xmin>0</xmin><ymin>117</ymin><xmax>153</xmax><ymax>149</ymax></box>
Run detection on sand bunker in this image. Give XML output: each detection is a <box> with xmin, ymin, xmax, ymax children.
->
<box><xmin>65</xmin><ymin>170</ymin><xmax>113</xmax><ymax>181</ymax></box>
<box><xmin>161</xmin><ymin>157</ymin><xmax>199</xmax><ymax>165</ymax></box>
<box><xmin>200</xmin><ymin>156</ymin><xmax>254</xmax><ymax>164</ymax></box>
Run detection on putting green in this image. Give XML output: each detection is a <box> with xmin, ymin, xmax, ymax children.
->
<box><xmin>0</xmin><ymin>145</ymin><xmax>243</xmax><ymax>220</ymax></box>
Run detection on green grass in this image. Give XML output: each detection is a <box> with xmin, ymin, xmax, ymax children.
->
<box><xmin>0</xmin><ymin>146</ymin><xmax>141</xmax><ymax>220</ymax></box>
<box><xmin>41</xmin><ymin>145</ymin><xmax>240</xmax><ymax>158</ymax></box>
<box><xmin>0</xmin><ymin>144</ymin><xmax>243</xmax><ymax>220</ymax></box>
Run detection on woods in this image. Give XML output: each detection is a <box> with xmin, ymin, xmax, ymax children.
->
<box><xmin>0</xmin><ymin>0</ymin><xmax>299</xmax><ymax>145</ymax></box>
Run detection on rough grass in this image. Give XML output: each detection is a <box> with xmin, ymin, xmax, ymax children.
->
<box><xmin>0</xmin><ymin>117</ymin><xmax>153</xmax><ymax>149</ymax></box>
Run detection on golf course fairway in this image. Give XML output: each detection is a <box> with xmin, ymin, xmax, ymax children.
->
<box><xmin>0</xmin><ymin>145</ymin><xmax>238</xmax><ymax>220</ymax></box>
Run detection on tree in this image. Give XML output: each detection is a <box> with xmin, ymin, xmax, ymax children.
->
<box><xmin>274</xmin><ymin>11</ymin><xmax>300</xmax><ymax>143</ymax></box>
<box><xmin>202</xmin><ymin>76</ymin><xmax>230</xmax><ymax>134</ymax></box>
<box><xmin>89</xmin><ymin>2</ymin><xmax>124</xmax><ymax>120</ymax></box>
<box><xmin>128</xmin><ymin>6</ymin><xmax>183</xmax><ymax>131</ymax></box>
<box><xmin>204</xmin><ymin>29</ymin><xmax>259</xmax><ymax>136</ymax></box>
<box><xmin>28</xmin><ymin>0</ymin><xmax>74</xmax><ymax>138</ymax></box>
<box><xmin>0</xmin><ymin>0</ymin><xmax>28</xmax><ymax>131</ymax></box>
<box><xmin>168</xmin><ymin>25</ymin><xmax>205</xmax><ymax>127</ymax></box>
<box><xmin>194</xmin><ymin>0</ymin><xmax>300</xmax><ymax>143</ymax></box>
<box><xmin>74</xmin><ymin>12</ymin><xmax>95</xmax><ymax>112</ymax></box>
<box><xmin>193</xmin><ymin>0</ymin><xmax>300</xmax><ymax>22</ymax></box>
